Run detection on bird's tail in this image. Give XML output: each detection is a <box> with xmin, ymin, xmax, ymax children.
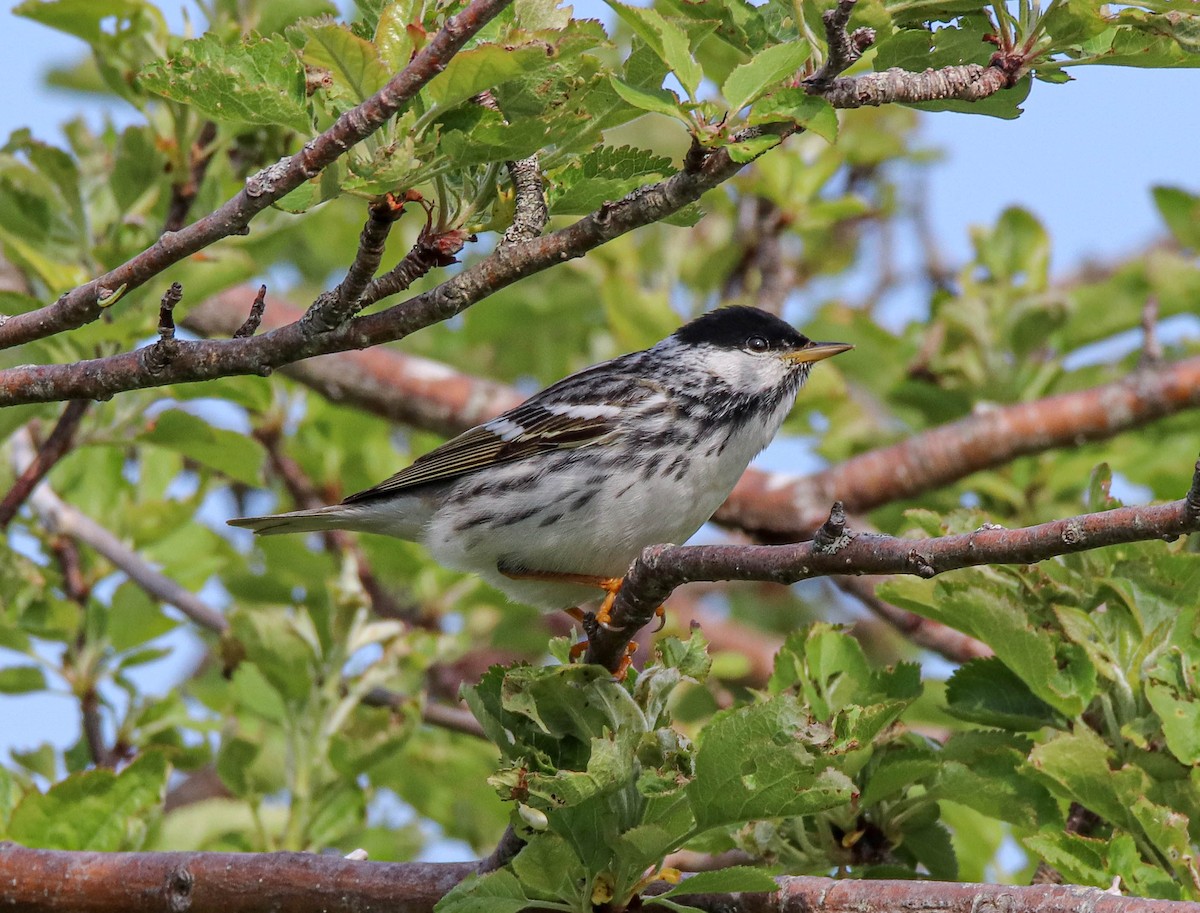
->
<box><xmin>228</xmin><ymin>505</ymin><xmax>359</xmax><ymax>537</ymax></box>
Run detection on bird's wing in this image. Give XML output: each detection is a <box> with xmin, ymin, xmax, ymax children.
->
<box><xmin>342</xmin><ymin>398</ymin><xmax>624</xmax><ymax>504</ymax></box>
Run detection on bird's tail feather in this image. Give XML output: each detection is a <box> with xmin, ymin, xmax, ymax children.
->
<box><xmin>227</xmin><ymin>505</ymin><xmax>358</xmax><ymax>536</ymax></box>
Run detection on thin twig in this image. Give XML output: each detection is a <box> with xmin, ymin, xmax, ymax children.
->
<box><xmin>0</xmin><ymin>0</ymin><xmax>514</xmax><ymax>350</ymax></box>
<box><xmin>163</xmin><ymin>120</ymin><xmax>219</xmax><ymax>234</ymax></box>
<box><xmin>11</xmin><ymin>428</ymin><xmax>230</xmax><ymax>634</ymax></box>
<box><xmin>233</xmin><ymin>285</ymin><xmax>268</xmax><ymax>338</ymax></box>
<box><xmin>306</xmin><ymin>194</ymin><xmax>408</xmax><ymax>333</ymax></box>
<box><xmin>502</xmin><ymin>156</ymin><xmax>548</xmax><ymax>245</ymax></box>
<box><xmin>143</xmin><ymin>282</ymin><xmax>185</xmax><ymax>375</ymax></box>
<box><xmin>1139</xmin><ymin>296</ymin><xmax>1163</xmax><ymax>367</ymax></box>
<box><xmin>0</xmin><ymin>399</ymin><xmax>90</xmax><ymax>529</ymax></box>
<box><xmin>804</xmin><ymin>0</ymin><xmax>875</xmax><ymax>88</ymax></box>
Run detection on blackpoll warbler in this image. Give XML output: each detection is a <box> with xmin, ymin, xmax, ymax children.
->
<box><xmin>229</xmin><ymin>306</ymin><xmax>851</xmax><ymax>624</ymax></box>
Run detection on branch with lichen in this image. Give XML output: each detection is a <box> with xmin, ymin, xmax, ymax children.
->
<box><xmin>583</xmin><ymin>458</ymin><xmax>1200</xmax><ymax>673</ymax></box>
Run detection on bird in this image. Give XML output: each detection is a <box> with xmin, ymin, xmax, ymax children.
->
<box><xmin>229</xmin><ymin>306</ymin><xmax>851</xmax><ymax>643</ymax></box>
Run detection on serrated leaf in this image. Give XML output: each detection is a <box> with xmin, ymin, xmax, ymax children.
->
<box><xmin>548</xmin><ymin>145</ymin><xmax>673</xmax><ymax>214</ymax></box>
<box><xmin>427</xmin><ymin>44</ymin><xmax>555</xmax><ymax>110</ymax></box>
<box><xmin>688</xmin><ymin>694</ymin><xmax>856</xmax><ymax>831</ymax></box>
<box><xmin>7</xmin><ymin>752</ymin><xmax>168</xmax><ymax>851</ymax></box>
<box><xmin>434</xmin><ymin>869</ymin><xmax>536</xmax><ymax>913</ymax></box>
<box><xmin>749</xmin><ymin>89</ymin><xmax>837</xmax><ymax>141</ymax></box>
<box><xmin>138</xmin><ymin>35</ymin><xmax>311</xmax><ymax>131</ymax></box>
<box><xmin>606</xmin><ymin>1</ymin><xmax>702</xmax><ymax>97</ymax></box>
<box><xmin>295</xmin><ymin>21</ymin><xmax>390</xmax><ymax>105</ymax></box>
<box><xmin>726</xmin><ymin>133</ymin><xmax>783</xmax><ymax>163</ymax></box>
<box><xmin>722</xmin><ymin>40</ymin><xmax>810</xmax><ymax>111</ymax></box>
<box><xmin>945</xmin><ymin>657</ymin><xmax>1064</xmax><ymax>731</ymax></box>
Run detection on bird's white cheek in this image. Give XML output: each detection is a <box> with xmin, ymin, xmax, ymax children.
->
<box><xmin>701</xmin><ymin>349</ymin><xmax>787</xmax><ymax>394</ymax></box>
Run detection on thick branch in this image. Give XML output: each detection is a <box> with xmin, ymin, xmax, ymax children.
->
<box><xmin>0</xmin><ymin>0</ymin><xmax>512</xmax><ymax>350</ymax></box>
<box><xmin>0</xmin><ymin>145</ymin><xmax>747</xmax><ymax>406</ymax></box>
<box><xmin>183</xmin><ymin>289</ymin><xmax>522</xmax><ymax>437</ymax></box>
<box><xmin>1</xmin><ymin>844</ymin><xmax>1192</xmax><ymax>913</ymax></box>
<box><xmin>585</xmin><ymin>461</ymin><xmax>1200</xmax><ymax>671</ymax></box>
<box><xmin>501</xmin><ymin>155</ymin><xmax>548</xmax><ymax>245</ymax></box>
<box><xmin>813</xmin><ymin>63</ymin><xmax>1016</xmax><ymax>108</ymax></box>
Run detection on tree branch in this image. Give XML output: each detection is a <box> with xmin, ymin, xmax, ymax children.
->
<box><xmin>501</xmin><ymin>155</ymin><xmax>548</xmax><ymax>245</ymax></box>
<box><xmin>804</xmin><ymin>0</ymin><xmax>875</xmax><ymax>89</ymax></box>
<box><xmin>812</xmin><ymin>63</ymin><xmax>1018</xmax><ymax>109</ymax></box>
<box><xmin>304</xmin><ymin>195</ymin><xmax>407</xmax><ymax>333</ymax></box>
<box><xmin>0</xmin><ymin>843</ymin><xmax>1190</xmax><ymax>913</ymax></box>
<box><xmin>10</xmin><ymin>428</ymin><xmax>231</xmax><ymax>634</ymax></box>
<box><xmin>0</xmin><ymin>57</ymin><xmax>1023</xmax><ymax>407</ymax></box>
<box><xmin>0</xmin><ymin>0</ymin><xmax>513</xmax><ymax>351</ymax></box>
<box><xmin>0</xmin><ymin>398</ymin><xmax>90</xmax><ymax>529</ymax></box>
<box><xmin>584</xmin><ymin>459</ymin><xmax>1200</xmax><ymax>672</ymax></box>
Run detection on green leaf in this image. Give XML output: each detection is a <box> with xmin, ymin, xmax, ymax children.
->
<box><xmin>108</xmin><ymin>583</ymin><xmax>176</xmax><ymax>652</ymax></box>
<box><xmin>749</xmin><ymin>89</ymin><xmax>837</xmax><ymax>141</ymax></box>
<box><xmin>548</xmin><ymin>145</ymin><xmax>673</xmax><ymax>215</ymax></box>
<box><xmin>945</xmin><ymin>657</ymin><xmax>1064</xmax><ymax>731</ymax></box>
<box><xmin>511</xmin><ymin>833</ymin><xmax>588</xmax><ymax>904</ymax></box>
<box><xmin>655</xmin><ymin>866</ymin><xmax>777</xmax><ymax>899</ymax></box>
<box><xmin>138</xmin><ymin>35</ymin><xmax>311</xmax><ymax>132</ymax></box>
<box><xmin>7</xmin><ymin>752</ymin><xmax>168</xmax><ymax>851</ymax></box>
<box><xmin>610</xmin><ymin>78</ymin><xmax>688</xmax><ymax>120</ymax></box>
<box><xmin>726</xmin><ymin>133</ymin><xmax>783</xmax><ymax>163</ymax></box>
<box><xmin>606</xmin><ymin>1</ymin><xmax>702</xmax><ymax>98</ymax></box>
<box><xmin>722</xmin><ymin>40</ymin><xmax>810</xmax><ymax>111</ymax></box>
<box><xmin>14</xmin><ymin>0</ymin><xmax>149</xmax><ymax>43</ymax></box>
<box><xmin>936</xmin><ymin>732</ymin><xmax>1060</xmax><ymax>830</ymax></box>
<box><xmin>0</xmin><ymin>665</ymin><xmax>47</xmax><ymax>693</ymax></box>
<box><xmin>295</xmin><ymin>21</ymin><xmax>390</xmax><ymax>105</ymax></box>
<box><xmin>688</xmin><ymin>694</ymin><xmax>857</xmax><ymax>832</ymax></box>
<box><xmin>139</xmin><ymin>409</ymin><xmax>265</xmax><ymax>486</ymax></box>
<box><xmin>375</xmin><ymin>0</ymin><xmax>419</xmax><ymax>70</ymax></box>
<box><xmin>427</xmin><ymin>44</ymin><xmax>557</xmax><ymax>111</ymax></box>
<box><xmin>1152</xmin><ymin>185</ymin><xmax>1200</xmax><ymax>249</ymax></box>
<box><xmin>434</xmin><ymin>869</ymin><xmax>536</xmax><ymax>913</ymax></box>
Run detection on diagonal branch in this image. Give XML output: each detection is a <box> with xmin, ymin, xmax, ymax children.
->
<box><xmin>305</xmin><ymin>195</ymin><xmax>408</xmax><ymax>333</ymax></box>
<box><xmin>584</xmin><ymin>458</ymin><xmax>1200</xmax><ymax>672</ymax></box>
<box><xmin>0</xmin><ymin>0</ymin><xmax>514</xmax><ymax>351</ymax></box>
<box><xmin>0</xmin><ymin>60</ymin><xmax>1021</xmax><ymax>407</ymax></box>
<box><xmin>0</xmin><ymin>399</ymin><xmax>90</xmax><ymax>529</ymax></box>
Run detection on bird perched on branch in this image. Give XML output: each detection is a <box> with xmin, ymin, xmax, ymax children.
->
<box><xmin>230</xmin><ymin>306</ymin><xmax>851</xmax><ymax>642</ymax></box>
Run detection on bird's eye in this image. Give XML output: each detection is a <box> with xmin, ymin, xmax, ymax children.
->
<box><xmin>746</xmin><ymin>335</ymin><xmax>770</xmax><ymax>353</ymax></box>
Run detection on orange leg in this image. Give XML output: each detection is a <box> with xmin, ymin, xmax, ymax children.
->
<box><xmin>499</xmin><ymin>566</ymin><xmax>666</xmax><ymax>668</ymax></box>
<box><xmin>499</xmin><ymin>567</ymin><xmax>626</xmax><ymax>626</ymax></box>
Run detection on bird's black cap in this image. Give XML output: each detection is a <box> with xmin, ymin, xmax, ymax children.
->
<box><xmin>673</xmin><ymin>306</ymin><xmax>808</xmax><ymax>351</ymax></box>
